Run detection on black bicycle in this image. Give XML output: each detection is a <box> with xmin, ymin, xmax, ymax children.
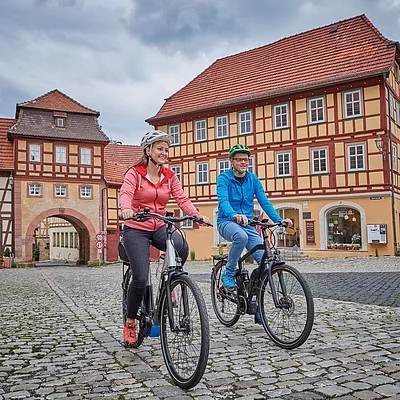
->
<box><xmin>211</xmin><ymin>218</ymin><xmax>314</xmax><ymax>349</ymax></box>
<box><xmin>120</xmin><ymin>208</ymin><xmax>211</xmax><ymax>389</ymax></box>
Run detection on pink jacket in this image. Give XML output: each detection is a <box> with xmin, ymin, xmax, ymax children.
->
<box><xmin>120</xmin><ymin>165</ymin><xmax>201</xmax><ymax>231</ymax></box>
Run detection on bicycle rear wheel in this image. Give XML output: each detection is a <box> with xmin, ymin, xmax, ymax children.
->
<box><xmin>122</xmin><ymin>268</ymin><xmax>145</xmax><ymax>348</ymax></box>
<box><xmin>211</xmin><ymin>260</ymin><xmax>240</xmax><ymax>326</ymax></box>
<box><xmin>160</xmin><ymin>275</ymin><xmax>209</xmax><ymax>389</ymax></box>
<box><xmin>259</xmin><ymin>263</ymin><xmax>314</xmax><ymax>349</ymax></box>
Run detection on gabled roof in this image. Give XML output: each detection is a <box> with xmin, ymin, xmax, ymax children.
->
<box><xmin>0</xmin><ymin>118</ymin><xmax>15</xmax><ymax>170</ymax></box>
<box><xmin>104</xmin><ymin>143</ymin><xmax>142</xmax><ymax>185</ymax></box>
<box><xmin>148</xmin><ymin>14</ymin><xmax>395</xmax><ymax>122</ymax></box>
<box><xmin>16</xmin><ymin>89</ymin><xmax>100</xmax><ymax>117</ymax></box>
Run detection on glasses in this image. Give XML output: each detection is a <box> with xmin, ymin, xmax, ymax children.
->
<box><xmin>233</xmin><ymin>158</ymin><xmax>249</xmax><ymax>163</ymax></box>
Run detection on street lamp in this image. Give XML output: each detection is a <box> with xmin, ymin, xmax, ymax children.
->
<box><xmin>375</xmin><ymin>135</ymin><xmax>386</xmax><ymax>159</ymax></box>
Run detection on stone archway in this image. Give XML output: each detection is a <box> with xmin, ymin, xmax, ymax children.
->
<box><xmin>25</xmin><ymin>208</ymin><xmax>97</xmax><ymax>263</ymax></box>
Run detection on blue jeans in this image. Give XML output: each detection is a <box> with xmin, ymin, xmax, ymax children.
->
<box><xmin>218</xmin><ymin>221</ymin><xmax>264</xmax><ymax>276</ymax></box>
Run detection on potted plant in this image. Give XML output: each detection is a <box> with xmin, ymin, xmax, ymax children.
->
<box><xmin>0</xmin><ymin>256</ymin><xmax>4</xmax><ymax>269</ymax></box>
<box><xmin>33</xmin><ymin>244</ymin><xmax>40</xmax><ymax>261</ymax></box>
<box><xmin>3</xmin><ymin>248</ymin><xmax>11</xmax><ymax>268</ymax></box>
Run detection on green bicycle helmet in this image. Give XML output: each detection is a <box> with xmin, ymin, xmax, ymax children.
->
<box><xmin>228</xmin><ymin>144</ymin><xmax>251</xmax><ymax>158</ymax></box>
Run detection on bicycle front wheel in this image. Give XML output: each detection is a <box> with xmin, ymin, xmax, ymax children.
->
<box><xmin>259</xmin><ymin>264</ymin><xmax>314</xmax><ymax>349</ymax></box>
<box><xmin>160</xmin><ymin>275</ymin><xmax>209</xmax><ymax>389</ymax></box>
<box><xmin>211</xmin><ymin>260</ymin><xmax>240</xmax><ymax>326</ymax></box>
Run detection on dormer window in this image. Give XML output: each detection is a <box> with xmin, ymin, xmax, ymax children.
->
<box><xmin>56</xmin><ymin>117</ymin><xmax>65</xmax><ymax>127</ymax></box>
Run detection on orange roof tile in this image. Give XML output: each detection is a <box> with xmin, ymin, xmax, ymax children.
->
<box><xmin>17</xmin><ymin>89</ymin><xmax>100</xmax><ymax>117</ymax></box>
<box><xmin>0</xmin><ymin>118</ymin><xmax>15</xmax><ymax>170</ymax></box>
<box><xmin>104</xmin><ymin>143</ymin><xmax>142</xmax><ymax>185</ymax></box>
<box><xmin>148</xmin><ymin>14</ymin><xmax>395</xmax><ymax>122</ymax></box>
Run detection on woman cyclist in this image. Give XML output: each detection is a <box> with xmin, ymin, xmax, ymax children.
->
<box><xmin>120</xmin><ymin>130</ymin><xmax>210</xmax><ymax>347</ymax></box>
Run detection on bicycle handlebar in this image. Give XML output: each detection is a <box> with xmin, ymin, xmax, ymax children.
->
<box><xmin>119</xmin><ymin>208</ymin><xmax>213</xmax><ymax>227</ymax></box>
<box><xmin>248</xmin><ymin>219</ymin><xmax>288</xmax><ymax>229</ymax></box>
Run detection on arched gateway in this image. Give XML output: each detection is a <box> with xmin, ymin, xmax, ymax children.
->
<box><xmin>24</xmin><ymin>208</ymin><xmax>97</xmax><ymax>264</ymax></box>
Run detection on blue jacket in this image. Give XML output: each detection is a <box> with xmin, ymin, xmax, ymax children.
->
<box><xmin>217</xmin><ymin>169</ymin><xmax>282</xmax><ymax>225</ymax></box>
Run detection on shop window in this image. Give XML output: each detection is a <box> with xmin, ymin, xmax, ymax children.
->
<box><xmin>327</xmin><ymin>207</ymin><xmax>361</xmax><ymax>250</ymax></box>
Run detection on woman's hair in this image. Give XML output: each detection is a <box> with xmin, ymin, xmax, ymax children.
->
<box><xmin>132</xmin><ymin>154</ymin><xmax>148</xmax><ymax>167</ymax></box>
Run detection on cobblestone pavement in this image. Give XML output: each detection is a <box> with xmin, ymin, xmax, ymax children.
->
<box><xmin>0</xmin><ymin>257</ymin><xmax>399</xmax><ymax>399</ymax></box>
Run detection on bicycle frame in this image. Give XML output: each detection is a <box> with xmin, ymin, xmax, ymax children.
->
<box><xmin>234</xmin><ymin>222</ymin><xmax>288</xmax><ymax>310</ymax></box>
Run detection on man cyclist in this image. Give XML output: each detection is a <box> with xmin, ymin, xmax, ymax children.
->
<box><xmin>216</xmin><ymin>144</ymin><xmax>293</xmax><ymax>312</ymax></box>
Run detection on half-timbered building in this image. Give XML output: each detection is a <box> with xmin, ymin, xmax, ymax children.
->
<box><xmin>146</xmin><ymin>14</ymin><xmax>400</xmax><ymax>258</ymax></box>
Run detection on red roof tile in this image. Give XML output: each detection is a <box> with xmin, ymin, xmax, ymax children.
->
<box><xmin>148</xmin><ymin>15</ymin><xmax>395</xmax><ymax>122</ymax></box>
<box><xmin>17</xmin><ymin>89</ymin><xmax>100</xmax><ymax>117</ymax></box>
<box><xmin>0</xmin><ymin>118</ymin><xmax>15</xmax><ymax>170</ymax></box>
<box><xmin>104</xmin><ymin>144</ymin><xmax>142</xmax><ymax>184</ymax></box>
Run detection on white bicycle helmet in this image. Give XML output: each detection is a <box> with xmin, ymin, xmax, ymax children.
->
<box><xmin>140</xmin><ymin>130</ymin><xmax>171</xmax><ymax>152</ymax></box>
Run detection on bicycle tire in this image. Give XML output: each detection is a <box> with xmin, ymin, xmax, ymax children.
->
<box><xmin>259</xmin><ymin>263</ymin><xmax>314</xmax><ymax>349</ymax></box>
<box><xmin>122</xmin><ymin>268</ymin><xmax>144</xmax><ymax>348</ymax></box>
<box><xmin>160</xmin><ymin>274</ymin><xmax>209</xmax><ymax>389</ymax></box>
<box><xmin>211</xmin><ymin>260</ymin><xmax>240</xmax><ymax>327</ymax></box>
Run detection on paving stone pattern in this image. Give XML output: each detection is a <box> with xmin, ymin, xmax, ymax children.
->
<box><xmin>0</xmin><ymin>256</ymin><xmax>399</xmax><ymax>399</ymax></box>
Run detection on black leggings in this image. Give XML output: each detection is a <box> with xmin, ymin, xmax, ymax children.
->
<box><xmin>122</xmin><ymin>226</ymin><xmax>189</xmax><ymax>320</ymax></box>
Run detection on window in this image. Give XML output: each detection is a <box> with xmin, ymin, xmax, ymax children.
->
<box><xmin>55</xmin><ymin>185</ymin><xmax>67</xmax><ymax>197</ymax></box>
<box><xmin>308</xmin><ymin>97</ymin><xmax>325</xmax><ymax>123</ymax></box>
<box><xmin>238</xmin><ymin>111</ymin><xmax>252</xmax><ymax>134</ymax></box>
<box><xmin>169</xmin><ymin>124</ymin><xmax>180</xmax><ymax>145</ymax></box>
<box><xmin>171</xmin><ymin>165</ymin><xmax>182</xmax><ymax>181</ymax></box>
<box><xmin>248</xmin><ymin>156</ymin><xmax>255</xmax><ymax>174</ymax></box>
<box><xmin>55</xmin><ymin>146</ymin><xmax>67</xmax><ymax>163</ymax></box>
<box><xmin>397</xmin><ymin>101</ymin><xmax>400</xmax><ymax>126</ymax></box>
<box><xmin>312</xmin><ymin>148</ymin><xmax>328</xmax><ymax>174</ymax></box>
<box><xmin>70</xmin><ymin>232</ymin><xmax>74</xmax><ymax>248</ymax></box>
<box><xmin>195</xmin><ymin>120</ymin><xmax>207</xmax><ymax>142</ymax></box>
<box><xmin>65</xmin><ymin>233</ymin><xmax>68</xmax><ymax>248</ymax></box>
<box><xmin>180</xmin><ymin>211</ymin><xmax>193</xmax><ymax>229</ymax></box>
<box><xmin>273</xmin><ymin>103</ymin><xmax>289</xmax><ymax>129</ymax></box>
<box><xmin>347</xmin><ymin>144</ymin><xmax>365</xmax><ymax>171</ymax></box>
<box><xmin>29</xmin><ymin>184</ymin><xmax>41</xmax><ymax>196</ymax></box>
<box><xmin>215</xmin><ymin>115</ymin><xmax>229</xmax><ymax>138</ymax></box>
<box><xmin>80</xmin><ymin>186</ymin><xmax>92</xmax><ymax>198</ymax></box>
<box><xmin>276</xmin><ymin>152</ymin><xmax>291</xmax><ymax>176</ymax></box>
<box><xmin>395</xmin><ymin>62</ymin><xmax>399</xmax><ymax>81</ymax></box>
<box><xmin>80</xmin><ymin>148</ymin><xmax>91</xmax><ymax>165</ymax></box>
<box><xmin>55</xmin><ymin>117</ymin><xmax>65</xmax><ymax>127</ymax></box>
<box><xmin>29</xmin><ymin>144</ymin><xmax>41</xmax><ymax>162</ymax></box>
<box><xmin>344</xmin><ymin>90</ymin><xmax>362</xmax><ymax>118</ymax></box>
<box><xmin>218</xmin><ymin>159</ymin><xmax>230</xmax><ymax>175</ymax></box>
<box><xmin>392</xmin><ymin>144</ymin><xmax>398</xmax><ymax>173</ymax></box>
<box><xmin>327</xmin><ymin>207</ymin><xmax>361</xmax><ymax>250</ymax></box>
<box><xmin>197</xmin><ymin>162</ymin><xmax>209</xmax><ymax>184</ymax></box>
<box><xmin>389</xmin><ymin>92</ymin><xmax>395</xmax><ymax>120</ymax></box>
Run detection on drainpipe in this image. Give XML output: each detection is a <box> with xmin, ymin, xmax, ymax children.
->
<box><xmin>384</xmin><ymin>73</ymin><xmax>398</xmax><ymax>255</ymax></box>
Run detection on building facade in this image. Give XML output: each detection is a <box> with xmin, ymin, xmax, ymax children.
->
<box><xmin>146</xmin><ymin>15</ymin><xmax>400</xmax><ymax>258</ymax></box>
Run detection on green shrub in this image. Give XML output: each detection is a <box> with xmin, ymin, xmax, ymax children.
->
<box><xmin>3</xmin><ymin>248</ymin><xmax>11</xmax><ymax>257</ymax></box>
<box><xmin>190</xmin><ymin>250</ymin><xmax>196</xmax><ymax>261</ymax></box>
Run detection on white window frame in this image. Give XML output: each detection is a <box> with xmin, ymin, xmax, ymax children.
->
<box><xmin>273</xmin><ymin>103</ymin><xmax>289</xmax><ymax>129</ymax></box>
<box><xmin>311</xmin><ymin>148</ymin><xmax>328</xmax><ymax>174</ymax></box>
<box><xmin>180</xmin><ymin>210</ymin><xmax>193</xmax><ymax>229</ymax></box>
<box><xmin>29</xmin><ymin>144</ymin><xmax>41</xmax><ymax>162</ymax></box>
<box><xmin>169</xmin><ymin>124</ymin><xmax>180</xmax><ymax>146</ymax></box>
<box><xmin>389</xmin><ymin>92</ymin><xmax>395</xmax><ymax>120</ymax></box>
<box><xmin>392</xmin><ymin>143</ymin><xmax>398</xmax><ymax>173</ymax></box>
<box><xmin>195</xmin><ymin>119</ymin><xmax>207</xmax><ymax>142</ymax></box>
<box><xmin>344</xmin><ymin>89</ymin><xmax>362</xmax><ymax>118</ymax></box>
<box><xmin>396</xmin><ymin>100</ymin><xmax>400</xmax><ymax>126</ymax></box>
<box><xmin>238</xmin><ymin>110</ymin><xmax>252</xmax><ymax>135</ymax></box>
<box><xmin>29</xmin><ymin>184</ymin><xmax>41</xmax><ymax>196</ymax></box>
<box><xmin>215</xmin><ymin>115</ymin><xmax>229</xmax><ymax>138</ymax></box>
<box><xmin>56</xmin><ymin>117</ymin><xmax>65</xmax><ymax>127</ymax></box>
<box><xmin>197</xmin><ymin>162</ymin><xmax>209</xmax><ymax>184</ymax></box>
<box><xmin>80</xmin><ymin>148</ymin><xmax>91</xmax><ymax>165</ymax></box>
<box><xmin>80</xmin><ymin>186</ymin><xmax>92</xmax><ymax>198</ymax></box>
<box><xmin>248</xmin><ymin>156</ymin><xmax>255</xmax><ymax>174</ymax></box>
<box><xmin>55</xmin><ymin>146</ymin><xmax>67</xmax><ymax>164</ymax></box>
<box><xmin>347</xmin><ymin>143</ymin><xmax>365</xmax><ymax>171</ymax></box>
<box><xmin>55</xmin><ymin>185</ymin><xmax>67</xmax><ymax>197</ymax></box>
<box><xmin>218</xmin><ymin>159</ymin><xmax>230</xmax><ymax>175</ymax></box>
<box><xmin>170</xmin><ymin>165</ymin><xmax>182</xmax><ymax>181</ymax></box>
<box><xmin>276</xmin><ymin>151</ymin><xmax>291</xmax><ymax>177</ymax></box>
<box><xmin>308</xmin><ymin>96</ymin><xmax>325</xmax><ymax>123</ymax></box>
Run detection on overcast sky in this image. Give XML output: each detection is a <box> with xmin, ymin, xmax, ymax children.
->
<box><xmin>1</xmin><ymin>0</ymin><xmax>400</xmax><ymax>145</ymax></box>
